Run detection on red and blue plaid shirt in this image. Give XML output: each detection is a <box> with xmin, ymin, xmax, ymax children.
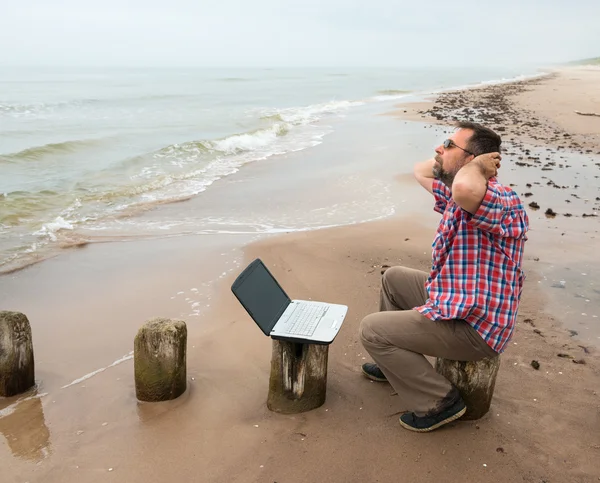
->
<box><xmin>415</xmin><ymin>178</ymin><xmax>529</xmax><ymax>353</ymax></box>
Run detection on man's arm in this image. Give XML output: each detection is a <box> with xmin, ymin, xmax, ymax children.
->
<box><xmin>452</xmin><ymin>153</ymin><xmax>501</xmax><ymax>214</ymax></box>
<box><xmin>413</xmin><ymin>158</ymin><xmax>436</xmax><ymax>194</ymax></box>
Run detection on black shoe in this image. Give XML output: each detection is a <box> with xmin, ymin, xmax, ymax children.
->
<box><xmin>399</xmin><ymin>397</ymin><xmax>467</xmax><ymax>432</ymax></box>
<box><xmin>361</xmin><ymin>363</ymin><xmax>388</xmax><ymax>382</ymax></box>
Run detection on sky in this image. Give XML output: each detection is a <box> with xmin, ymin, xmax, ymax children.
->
<box><xmin>0</xmin><ymin>0</ymin><xmax>599</xmax><ymax>67</ymax></box>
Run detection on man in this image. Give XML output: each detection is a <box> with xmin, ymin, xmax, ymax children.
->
<box><xmin>359</xmin><ymin>121</ymin><xmax>529</xmax><ymax>432</ymax></box>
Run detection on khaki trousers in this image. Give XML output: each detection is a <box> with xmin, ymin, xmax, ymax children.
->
<box><xmin>359</xmin><ymin>266</ymin><xmax>497</xmax><ymax>416</ymax></box>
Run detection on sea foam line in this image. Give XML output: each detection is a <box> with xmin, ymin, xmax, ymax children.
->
<box><xmin>61</xmin><ymin>351</ymin><xmax>134</xmax><ymax>389</ymax></box>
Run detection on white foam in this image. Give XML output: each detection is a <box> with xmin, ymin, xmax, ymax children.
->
<box><xmin>371</xmin><ymin>93</ymin><xmax>411</xmax><ymax>102</ymax></box>
<box><xmin>188</xmin><ymin>207</ymin><xmax>396</xmax><ymax>235</ymax></box>
<box><xmin>274</xmin><ymin>99</ymin><xmax>364</xmax><ymax>124</ymax></box>
<box><xmin>206</xmin><ymin>123</ymin><xmax>289</xmax><ymax>154</ymax></box>
<box><xmin>32</xmin><ymin>216</ymin><xmax>75</xmax><ymax>243</ymax></box>
<box><xmin>61</xmin><ymin>352</ymin><xmax>133</xmax><ymax>389</ymax></box>
<box><xmin>428</xmin><ymin>72</ymin><xmax>550</xmax><ymax>96</ymax></box>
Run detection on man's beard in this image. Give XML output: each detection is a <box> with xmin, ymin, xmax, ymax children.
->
<box><xmin>433</xmin><ymin>155</ymin><xmax>456</xmax><ymax>187</ymax></box>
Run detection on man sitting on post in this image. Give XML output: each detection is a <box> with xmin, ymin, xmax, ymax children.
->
<box><xmin>359</xmin><ymin>121</ymin><xmax>529</xmax><ymax>432</ymax></box>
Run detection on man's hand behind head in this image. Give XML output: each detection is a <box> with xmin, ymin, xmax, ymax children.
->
<box><xmin>471</xmin><ymin>152</ymin><xmax>501</xmax><ymax>179</ymax></box>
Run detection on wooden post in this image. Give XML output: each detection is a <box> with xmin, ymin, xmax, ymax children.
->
<box><xmin>0</xmin><ymin>311</ymin><xmax>35</xmax><ymax>397</ymax></box>
<box><xmin>134</xmin><ymin>318</ymin><xmax>187</xmax><ymax>402</ymax></box>
<box><xmin>267</xmin><ymin>340</ymin><xmax>328</xmax><ymax>414</ymax></box>
<box><xmin>435</xmin><ymin>356</ymin><xmax>501</xmax><ymax>420</ymax></box>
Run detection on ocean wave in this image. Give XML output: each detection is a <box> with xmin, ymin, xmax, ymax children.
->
<box><xmin>0</xmin><ymin>93</ymin><xmax>192</xmax><ymax>117</ymax></box>
<box><xmin>205</xmin><ymin>123</ymin><xmax>289</xmax><ymax>154</ymax></box>
<box><xmin>0</xmin><ymin>98</ymin><xmax>103</xmax><ymax>116</ymax></box>
<box><xmin>33</xmin><ymin>216</ymin><xmax>74</xmax><ymax>241</ymax></box>
<box><xmin>153</xmin><ymin>123</ymin><xmax>290</xmax><ymax>160</ymax></box>
<box><xmin>1</xmin><ymin>189</ymin><xmax>65</xmax><ymax>226</ymax></box>
<box><xmin>153</xmin><ymin>98</ymin><xmax>362</xmax><ymax>161</ymax></box>
<box><xmin>258</xmin><ymin>99</ymin><xmax>364</xmax><ymax>125</ymax></box>
<box><xmin>3</xmin><ymin>139</ymin><xmax>102</xmax><ymax>161</ymax></box>
<box><xmin>1</xmin><ymin>95</ymin><xmax>363</xmax><ymax>274</ymax></box>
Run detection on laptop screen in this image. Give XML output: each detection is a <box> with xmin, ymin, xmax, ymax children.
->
<box><xmin>231</xmin><ymin>259</ymin><xmax>291</xmax><ymax>336</ymax></box>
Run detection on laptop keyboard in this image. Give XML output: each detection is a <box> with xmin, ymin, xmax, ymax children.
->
<box><xmin>287</xmin><ymin>304</ymin><xmax>328</xmax><ymax>336</ymax></box>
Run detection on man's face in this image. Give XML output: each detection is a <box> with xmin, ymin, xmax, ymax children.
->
<box><xmin>433</xmin><ymin>128</ymin><xmax>474</xmax><ymax>187</ymax></box>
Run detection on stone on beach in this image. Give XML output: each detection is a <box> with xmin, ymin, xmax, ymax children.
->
<box><xmin>134</xmin><ymin>318</ymin><xmax>187</xmax><ymax>402</ymax></box>
<box><xmin>0</xmin><ymin>311</ymin><xmax>35</xmax><ymax>397</ymax></box>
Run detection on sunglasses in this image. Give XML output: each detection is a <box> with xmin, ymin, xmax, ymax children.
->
<box><xmin>443</xmin><ymin>139</ymin><xmax>475</xmax><ymax>156</ymax></box>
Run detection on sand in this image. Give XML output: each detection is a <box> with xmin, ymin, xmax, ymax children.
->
<box><xmin>1</xmin><ymin>67</ymin><xmax>600</xmax><ymax>483</ymax></box>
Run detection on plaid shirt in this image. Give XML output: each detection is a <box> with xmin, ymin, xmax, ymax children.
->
<box><xmin>415</xmin><ymin>178</ymin><xmax>529</xmax><ymax>353</ymax></box>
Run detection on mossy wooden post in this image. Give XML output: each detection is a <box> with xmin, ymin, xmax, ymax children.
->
<box><xmin>267</xmin><ymin>340</ymin><xmax>328</xmax><ymax>414</ymax></box>
<box><xmin>435</xmin><ymin>356</ymin><xmax>501</xmax><ymax>420</ymax></box>
<box><xmin>134</xmin><ymin>318</ymin><xmax>187</xmax><ymax>402</ymax></box>
<box><xmin>0</xmin><ymin>311</ymin><xmax>35</xmax><ymax>397</ymax></box>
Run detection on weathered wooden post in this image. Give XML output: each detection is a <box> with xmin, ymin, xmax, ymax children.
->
<box><xmin>0</xmin><ymin>311</ymin><xmax>35</xmax><ymax>397</ymax></box>
<box><xmin>134</xmin><ymin>318</ymin><xmax>187</xmax><ymax>402</ymax></box>
<box><xmin>435</xmin><ymin>356</ymin><xmax>501</xmax><ymax>420</ymax></box>
<box><xmin>267</xmin><ymin>340</ymin><xmax>328</xmax><ymax>414</ymax></box>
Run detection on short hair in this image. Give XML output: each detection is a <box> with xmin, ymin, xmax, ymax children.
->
<box><xmin>456</xmin><ymin>121</ymin><xmax>502</xmax><ymax>156</ymax></box>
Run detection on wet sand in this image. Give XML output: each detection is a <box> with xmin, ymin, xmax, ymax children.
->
<box><xmin>1</xmin><ymin>67</ymin><xmax>600</xmax><ymax>482</ymax></box>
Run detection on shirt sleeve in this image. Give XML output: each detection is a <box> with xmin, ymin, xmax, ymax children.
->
<box><xmin>468</xmin><ymin>183</ymin><xmax>529</xmax><ymax>238</ymax></box>
<box><xmin>432</xmin><ymin>179</ymin><xmax>451</xmax><ymax>214</ymax></box>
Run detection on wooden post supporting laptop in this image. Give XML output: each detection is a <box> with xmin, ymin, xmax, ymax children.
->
<box><xmin>267</xmin><ymin>339</ymin><xmax>328</xmax><ymax>414</ymax></box>
<box><xmin>435</xmin><ymin>355</ymin><xmax>501</xmax><ymax>420</ymax></box>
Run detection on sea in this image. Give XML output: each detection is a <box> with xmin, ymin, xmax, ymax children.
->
<box><xmin>0</xmin><ymin>66</ymin><xmax>548</xmax><ymax>274</ymax></box>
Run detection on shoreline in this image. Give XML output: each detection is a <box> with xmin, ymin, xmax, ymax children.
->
<box><xmin>0</xmin><ymin>66</ymin><xmax>552</xmax><ymax>277</ymax></box>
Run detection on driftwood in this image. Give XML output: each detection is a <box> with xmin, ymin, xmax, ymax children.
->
<box><xmin>574</xmin><ymin>110</ymin><xmax>600</xmax><ymax>117</ymax></box>
<box><xmin>435</xmin><ymin>356</ymin><xmax>500</xmax><ymax>420</ymax></box>
<box><xmin>134</xmin><ymin>318</ymin><xmax>187</xmax><ymax>402</ymax></box>
<box><xmin>0</xmin><ymin>311</ymin><xmax>35</xmax><ymax>397</ymax></box>
<box><xmin>267</xmin><ymin>340</ymin><xmax>328</xmax><ymax>414</ymax></box>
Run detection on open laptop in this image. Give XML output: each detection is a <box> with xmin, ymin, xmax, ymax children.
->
<box><xmin>231</xmin><ymin>258</ymin><xmax>348</xmax><ymax>345</ymax></box>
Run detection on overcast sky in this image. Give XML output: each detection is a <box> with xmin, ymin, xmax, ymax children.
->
<box><xmin>0</xmin><ymin>0</ymin><xmax>598</xmax><ymax>67</ymax></box>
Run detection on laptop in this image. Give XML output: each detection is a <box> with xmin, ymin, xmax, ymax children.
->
<box><xmin>231</xmin><ymin>258</ymin><xmax>348</xmax><ymax>345</ymax></box>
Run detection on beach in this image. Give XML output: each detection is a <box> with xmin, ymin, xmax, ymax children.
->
<box><xmin>1</xmin><ymin>66</ymin><xmax>600</xmax><ymax>482</ymax></box>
